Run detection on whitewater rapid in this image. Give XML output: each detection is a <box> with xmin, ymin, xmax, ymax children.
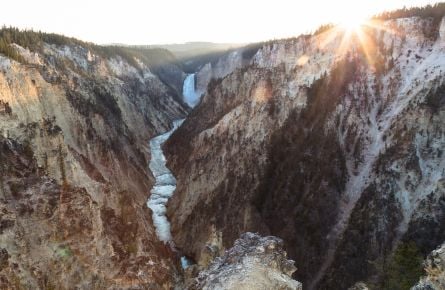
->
<box><xmin>147</xmin><ymin>74</ymin><xmax>200</xmax><ymax>268</ymax></box>
<box><xmin>147</xmin><ymin>119</ymin><xmax>184</xmax><ymax>242</ymax></box>
<box><xmin>147</xmin><ymin>73</ymin><xmax>201</xmax><ymax>242</ymax></box>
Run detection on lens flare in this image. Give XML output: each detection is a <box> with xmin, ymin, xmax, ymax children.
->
<box><xmin>338</xmin><ymin>16</ymin><xmax>366</xmax><ymax>33</ymax></box>
<box><xmin>313</xmin><ymin>16</ymin><xmax>397</xmax><ymax>74</ymax></box>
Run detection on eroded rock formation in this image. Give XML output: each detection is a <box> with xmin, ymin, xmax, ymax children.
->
<box><xmin>413</xmin><ymin>243</ymin><xmax>445</xmax><ymax>290</ymax></box>
<box><xmin>165</xmin><ymin>16</ymin><xmax>445</xmax><ymax>289</ymax></box>
<box><xmin>0</xmin><ymin>37</ymin><xmax>187</xmax><ymax>289</ymax></box>
<box><xmin>189</xmin><ymin>232</ymin><xmax>301</xmax><ymax>290</ymax></box>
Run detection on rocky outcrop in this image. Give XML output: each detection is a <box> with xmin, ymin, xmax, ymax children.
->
<box><xmin>166</xmin><ymin>16</ymin><xmax>445</xmax><ymax>289</ymax></box>
<box><xmin>189</xmin><ymin>232</ymin><xmax>301</xmax><ymax>290</ymax></box>
<box><xmin>0</xmin><ymin>34</ymin><xmax>188</xmax><ymax>289</ymax></box>
<box><xmin>412</xmin><ymin>242</ymin><xmax>445</xmax><ymax>290</ymax></box>
<box><xmin>195</xmin><ymin>44</ymin><xmax>262</xmax><ymax>98</ymax></box>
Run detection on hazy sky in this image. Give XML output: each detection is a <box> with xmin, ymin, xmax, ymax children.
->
<box><xmin>0</xmin><ymin>0</ymin><xmax>440</xmax><ymax>45</ymax></box>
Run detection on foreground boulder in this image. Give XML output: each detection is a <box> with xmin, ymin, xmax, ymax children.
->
<box><xmin>412</xmin><ymin>242</ymin><xmax>445</xmax><ymax>290</ymax></box>
<box><xmin>190</xmin><ymin>232</ymin><xmax>301</xmax><ymax>290</ymax></box>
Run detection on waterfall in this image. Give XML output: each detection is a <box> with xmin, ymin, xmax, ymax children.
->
<box><xmin>147</xmin><ymin>76</ymin><xmax>198</xmax><ymax>269</ymax></box>
<box><xmin>183</xmin><ymin>73</ymin><xmax>200</xmax><ymax>107</ymax></box>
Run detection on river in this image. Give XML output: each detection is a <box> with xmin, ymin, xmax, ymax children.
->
<box><xmin>147</xmin><ymin>119</ymin><xmax>184</xmax><ymax>242</ymax></box>
<box><xmin>147</xmin><ymin>73</ymin><xmax>199</xmax><ymax>268</ymax></box>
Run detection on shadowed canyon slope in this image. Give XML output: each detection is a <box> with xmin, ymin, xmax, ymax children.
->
<box><xmin>165</xmin><ymin>15</ymin><xmax>445</xmax><ymax>289</ymax></box>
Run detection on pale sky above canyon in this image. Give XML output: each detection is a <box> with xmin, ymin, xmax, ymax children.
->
<box><xmin>0</xmin><ymin>0</ymin><xmax>439</xmax><ymax>44</ymax></box>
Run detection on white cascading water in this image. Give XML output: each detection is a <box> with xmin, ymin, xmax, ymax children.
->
<box><xmin>147</xmin><ymin>119</ymin><xmax>184</xmax><ymax>242</ymax></box>
<box><xmin>147</xmin><ymin>75</ymin><xmax>199</xmax><ymax>268</ymax></box>
<box><xmin>183</xmin><ymin>73</ymin><xmax>200</xmax><ymax>107</ymax></box>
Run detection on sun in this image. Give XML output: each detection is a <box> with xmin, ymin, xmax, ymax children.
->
<box><xmin>334</xmin><ymin>2</ymin><xmax>374</xmax><ymax>33</ymax></box>
<box><xmin>338</xmin><ymin>15</ymin><xmax>367</xmax><ymax>33</ymax></box>
<box><xmin>313</xmin><ymin>7</ymin><xmax>398</xmax><ymax>74</ymax></box>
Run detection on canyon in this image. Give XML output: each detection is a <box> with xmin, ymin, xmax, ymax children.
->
<box><xmin>165</xmin><ymin>14</ymin><xmax>445</xmax><ymax>290</ymax></box>
<box><xmin>0</xmin><ymin>37</ymin><xmax>188</xmax><ymax>289</ymax></box>
<box><xmin>0</xmin><ymin>6</ymin><xmax>445</xmax><ymax>290</ymax></box>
